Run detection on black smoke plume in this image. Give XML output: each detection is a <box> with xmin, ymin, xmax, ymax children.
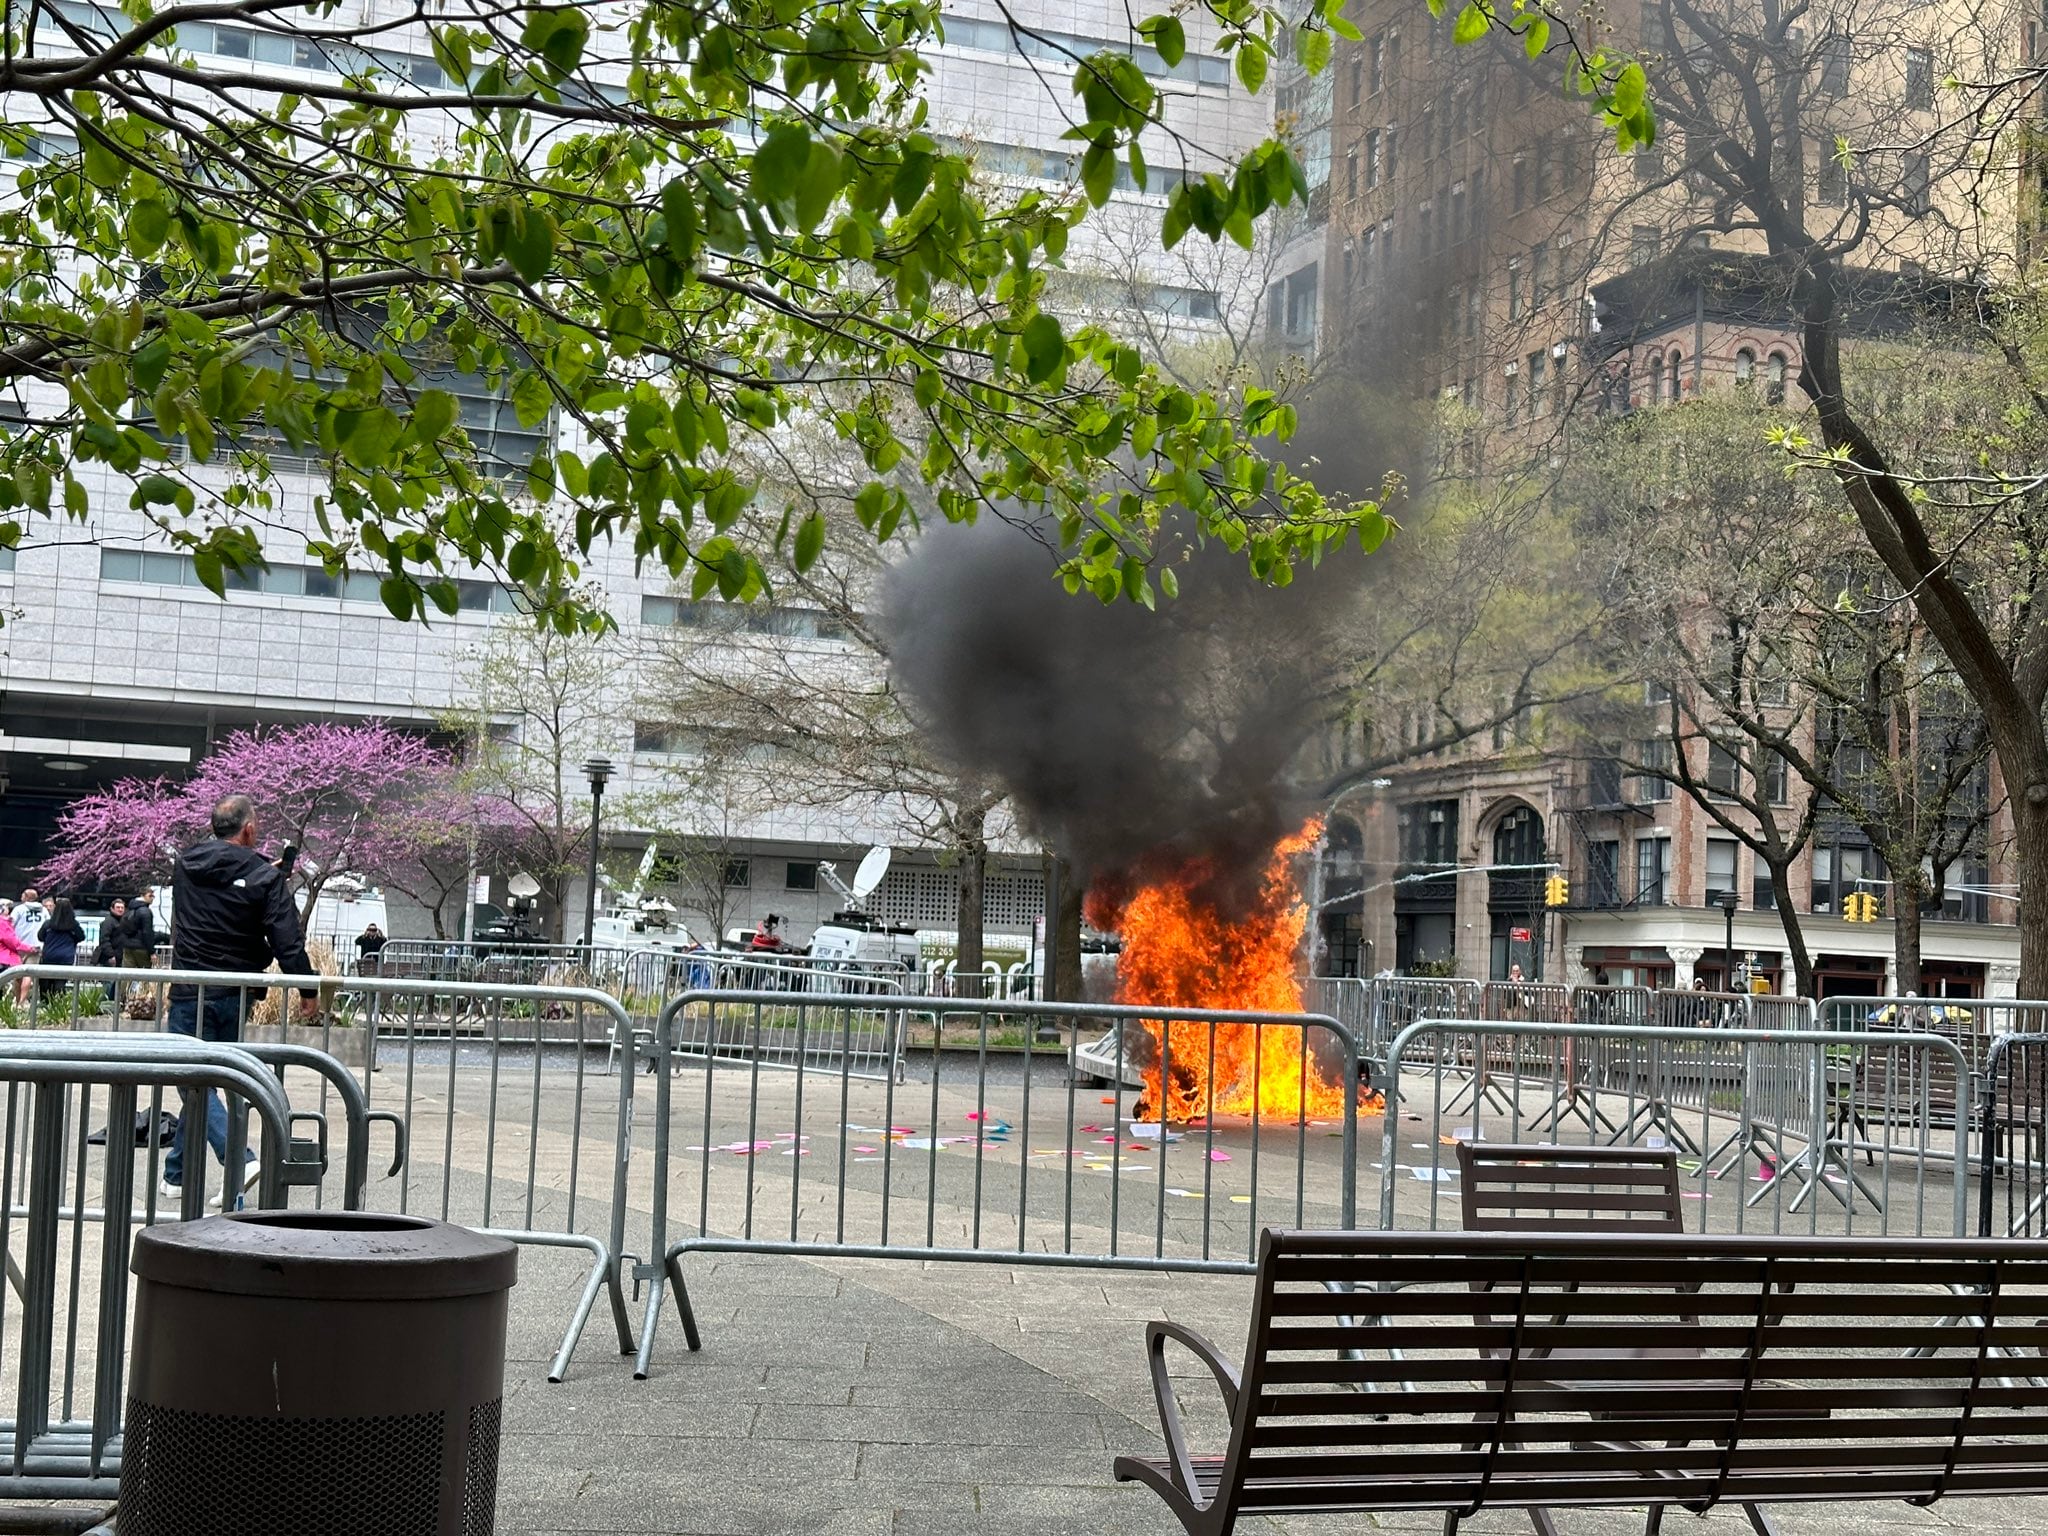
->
<box><xmin>881</xmin><ymin>517</ymin><xmax>1363</xmax><ymax>919</ymax></box>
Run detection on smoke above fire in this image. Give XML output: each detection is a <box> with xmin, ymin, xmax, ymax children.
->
<box><xmin>879</xmin><ymin>517</ymin><xmax>1363</xmax><ymax>919</ymax></box>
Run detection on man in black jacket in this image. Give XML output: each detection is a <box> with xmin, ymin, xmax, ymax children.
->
<box><xmin>162</xmin><ymin>793</ymin><xmax>318</xmax><ymax>1202</ymax></box>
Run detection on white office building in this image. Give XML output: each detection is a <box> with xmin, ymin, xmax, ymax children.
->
<box><xmin>0</xmin><ymin>1</ymin><xmax>1280</xmax><ymax>943</ymax></box>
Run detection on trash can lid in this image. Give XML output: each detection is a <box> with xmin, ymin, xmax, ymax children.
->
<box><xmin>132</xmin><ymin>1211</ymin><xmax>518</xmax><ymax>1300</ymax></box>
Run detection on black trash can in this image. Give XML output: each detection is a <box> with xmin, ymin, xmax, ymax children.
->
<box><xmin>121</xmin><ymin>1210</ymin><xmax>517</xmax><ymax>1536</ymax></box>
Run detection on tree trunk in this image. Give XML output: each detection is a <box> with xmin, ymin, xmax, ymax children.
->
<box><xmin>544</xmin><ymin>874</ymin><xmax>569</xmax><ymax>944</ymax></box>
<box><xmin>1055</xmin><ymin>856</ymin><xmax>1084</xmax><ymax>1003</ymax></box>
<box><xmin>955</xmin><ymin>829</ymin><xmax>986</xmax><ymax>998</ymax></box>
<box><xmin>1767</xmin><ymin>862</ymin><xmax>1816</xmax><ymax>998</ymax></box>
<box><xmin>2015</xmin><ymin>791</ymin><xmax>2048</xmax><ymax>999</ymax></box>
<box><xmin>1891</xmin><ymin>874</ymin><xmax>1923</xmax><ymax>997</ymax></box>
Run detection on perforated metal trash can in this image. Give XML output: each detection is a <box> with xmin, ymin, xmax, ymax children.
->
<box><xmin>121</xmin><ymin>1211</ymin><xmax>517</xmax><ymax>1536</ymax></box>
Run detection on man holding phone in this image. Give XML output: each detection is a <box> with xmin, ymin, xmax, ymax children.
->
<box><xmin>162</xmin><ymin>792</ymin><xmax>320</xmax><ymax>1204</ymax></box>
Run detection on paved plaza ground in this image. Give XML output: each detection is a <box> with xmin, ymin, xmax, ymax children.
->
<box><xmin>6</xmin><ymin>1020</ymin><xmax>2028</xmax><ymax>1535</ymax></box>
<box><xmin>496</xmin><ymin>1246</ymin><xmax>2040</xmax><ymax>1536</ymax></box>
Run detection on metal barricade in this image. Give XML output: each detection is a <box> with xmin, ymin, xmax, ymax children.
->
<box><xmin>1820</xmin><ymin>994</ymin><xmax>2048</xmax><ymax>1036</ymax></box>
<box><xmin>1747</xmin><ymin>993</ymin><xmax>1819</xmax><ymax>1030</ymax></box>
<box><xmin>630</xmin><ymin>991</ymin><xmax>1361</xmax><ymax>1377</ymax></box>
<box><xmin>1653</xmin><ymin>988</ymin><xmax>1751</xmax><ymax>1029</ymax></box>
<box><xmin>1364</xmin><ymin>976</ymin><xmax>1481</xmax><ymax>1062</ymax></box>
<box><xmin>1977</xmin><ymin>1032</ymin><xmax>2048</xmax><ymax>1237</ymax></box>
<box><xmin>0</xmin><ymin>1031</ymin><xmax>298</xmax><ymax>1497</ymax></box>
<box><xmin>1380</xmin><ymin>1019</ymin><xmax>1970</xmax><ymax>1238</ymax></box>
<box><xmin>663</xmin><ymin>987</ymin><xmax>913</xmax><ymax>1083</ymax></box>
<box><xmin>8</xmin><ymin>964</ymin><xmax>640</xmax><ymax>1382</ymax></box>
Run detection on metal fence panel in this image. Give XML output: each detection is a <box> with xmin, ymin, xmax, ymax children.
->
<box><xmin>1977</xmin><ymin>1032</ymin><xmax>2048</xmax><ymax>1238</ymax></box>
<box><xmin>0</xmin><ymin>1032</ymin><xmax>299</xmax><ymax>1497</ymax></box>
<box><xmin>1379</xmin><ymin>1018</ymin><xmax>1971</xmax><ymax>1240</ymax></box>
<box><xmin>631</xmin><ymin>991</ymin><xmax>1361</xmax><ymax>1376</ymax></box>
<box><xmin>6</xmin><ymin>964</ymin><xmax>639</xmax><ymax>1383</ymax></box>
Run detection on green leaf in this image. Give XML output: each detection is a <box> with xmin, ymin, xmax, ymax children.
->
<box><xmin>1150</xmin><ymin>16</ymin><xmax>1185</xmax><ymax>67</ymax></box>
<box><xmin>1081</xmin><ymin>142</ymin><xmax>1114</xmax><ymax>206</ymax></box>
<box><xmin>1235</xmin><ymin>43</ymin><xmax>1268</xmax><ymax>94</ymax></box>
<box><xmin>127</xmin><ymin>200</ymin><xmax>171</xmax><ymax>258</ymax></box>
<box><xmin>1020</xmin><ymin>313</ymin><xmax>1065</xmax><ymax>384</ymax></box>
<box><xmin>132</xmin><ymin>336</ymin><xmax>172</xmax><ymax>395</ymax></box>
<box><xmin>413</xmin><ymin>388</ymin><xmax>458</xmax><ymax>443</ymax></box>
<box><xmin>1613</xmin><ymin>61</ymin><xmax>1648</xmax><ymax>114</ymax></box>
<box><xmin>1453</xmin><ymin>2</ymin><xmax>1489</xmax><ymax>44</ymax></box>
<box><xmin>1159</xmin><ymin>565</ymin><xmax>1179</xmax><ymax>600</ymax></box>
<box><xmin>502</xmin><ymin>208</ymin><xmax>555</xmax><ymax>283</ymax></box>
<box><xmin>793</xmin><ymin>511</ymin><xmax>826</xmax><ymax>572</ymax></box>
<box><xmin>1522</xmin><ymin>17</ymin><xmax>1550</xmax><ymax>57</ymax></box>
<box><xmin>1298</xmin><ymin>28</ymin><xmax>1332</xmax><ymax>74</ymax></box>
<box><xmin>379</xmin><ymin>576</ymin><xmax>416</xmax><ymax>621</ymax></box>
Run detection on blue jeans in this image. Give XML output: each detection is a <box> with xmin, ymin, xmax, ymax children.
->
<box><xmin>164</xmin><ymin>988</ymin><xmax>254</xmax><ymax>1187</ymax></box>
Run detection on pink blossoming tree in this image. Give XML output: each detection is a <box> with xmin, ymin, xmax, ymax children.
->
<box><xmin>43</xmin><ymin>722</ymin><xmax>467</xmax><ymax>922</ymax></box>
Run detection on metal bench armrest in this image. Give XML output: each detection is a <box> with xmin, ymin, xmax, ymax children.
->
<box><xmin>1145</xmin><ymin>1319</ymin><xmax>1242</xmax><ymax>1502</ymax></box>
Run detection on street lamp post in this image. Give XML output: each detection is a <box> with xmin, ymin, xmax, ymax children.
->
<box><xmin>582</xmin><ymin>756</ymin><xmax>613</xmax><ymax>958</ymax></box>
<box><xmin>1717</xmin><ymin>888</ymin><xmax>1740</xmax><ymax>992</ymax></box>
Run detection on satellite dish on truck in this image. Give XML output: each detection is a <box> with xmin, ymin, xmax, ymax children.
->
<box><xmin>821</xmin><ymin>846</ymin><xmax>892</xmax><ymax>909</ymax></box>
<box><xmin>507</xmin><ymin>873</ymin><xmax>541</xmax><ymax>900</ymax></box>
<box><xmin>853</xmin><ymin>847</ymin><xmax>891</xmax><ymax>901</ymax></box>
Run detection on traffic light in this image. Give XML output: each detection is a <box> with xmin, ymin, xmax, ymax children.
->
<box><xmin>1844</xmin><ymin>891</ymin><xmax>1881</xmax><ymax>923</ymax></box>
<box><xmin>1544</xmin><ymin>874</ymin><xmax>1569</xmax><ymax>908</ymax></box>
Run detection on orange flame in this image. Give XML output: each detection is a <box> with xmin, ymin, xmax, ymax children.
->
<box><xmin>1093</xmin><ymin>819</ymin><xmax>1363</xmax><ymax>1124</ymax></box>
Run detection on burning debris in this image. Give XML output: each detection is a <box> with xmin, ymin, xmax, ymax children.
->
<box><xmin>883</xmin><ymin>519</ymin><xmax>1376</xmax><ymax>1125</ymax></box>
<box><xmin>1089</xmin><ymin>820</ymin><xmax>1372</xmax><ymax>1125</ymax></box>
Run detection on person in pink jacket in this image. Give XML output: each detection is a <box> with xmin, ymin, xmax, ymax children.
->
<box><xmin>0</xmin><ymin>913</ymin><xmax>30</xmax><ymax>972</ymax></box>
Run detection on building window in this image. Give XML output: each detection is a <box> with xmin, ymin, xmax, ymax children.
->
<box><xmin>1630</xmin><ymin>223</ymin><xmax>1661</xmax><ymax>267</ymax></box>
<box><xmin>1346</xmin><ymin>149</ymin><xmax>1359</xmax><ymax>199</ymax></box>
<box><xmin>722</xmin><ymin>858</ymin><xmax>752</xmax><ymax>889</ymax></box>
<box><xmin>784</xmin><ymin>860</ymin><xmax>819</xmax><ymax>891</ymax></box>
<box><xmin>1821</xmin><ymin>33</ymin><xmax>1851</xmax><ymax>95</ymax></box>
<box><xmin>1553</xmin><ymin>343</ymin><xmax>1569</xmax><ymax>415</ymax></box>
<box><xmin>1636</xmin><ymin>836</ymin><xmax>1673</xmax><ymax>905</ymax></box>
<box><xmin>1753</xmin><ymin>857</ymin><xmax>1778</xmax><ymax>910</ymax></box>
<box><xmin>1507</xmin><ymin>259</ymin><xmax>1523</xmax><ymax>320</ymax></box>
<box><xmin>1667</xmin><ymin>349</ymin><xmax>1683</xmax><ymax>402</ymax></box>
<box><xmin>1640</xmin><ymin>0</ymin><xmax>1670</xmax><ymax>51</ymax></box>
<box><xmin>1765</xmin><ymin>351</ymin><xmax>1788</xmax><ymax>404</ymax></box>
<box><xmin>1349</xmin><ymin>53</ymin><xmax>1363</xmax><ymax>107</ymax></box>
<box><xmin>1385</xmin><ymin>128</ymin><xmax>1398</xmax><ymax>184</ymax></box>
<box><xmin>1369</xmin><ymin>32</ymin><xmax>1386</xmax><ymax>93</ymax></box>
<box><xmin>1466</xmin><ymin>285</ymin><xmax>1481</xmax><ymax>338</ymax></box>
<box><xmin>1589</xmin><ymin>839</ymin><xmax>1621</xmax><ymax>906</ymax></box>
<box><xmin>1529</xmin><ymin>243</ymin><xmax>1547</xmax><ymax>306</ymax></box>
<box><xmin>1903</xmin><ymin>152</ymin><xmax>1930</xmax><ymax>214</ymax></box>
<box><xmin>1705</xmin><ymin>743</ymin><xmax>1740</xmax><ymax>797</ymax></box>
<box><xmin>1358</xmin><ymin>226</ymin><xmax>1374</xmax><ymax>285</ymax></box>
<box><xmin>1904</xmin><ymin>45</ymin><xmax>1933</xmax><ymax>109</ymax></box>
<box><xmin>1734</xmin><ymin>347</ymin><xmax>1756</xmax><ymax>385</ymax></box>
<box><xmin>1512</xmin><ymin>158</ymin><xmax>1527</xmax><ymax>209</ymax></box>
<box><xmin>1421</xmin><ymin>106</ymin><xmax>1436</xmax><ymax>162</ymax></box>
<box><xmin>1635</xmin><ymin>738</ymin><xmax>1673</xmax><ymax>802</ymax></box>
<box><xmin>1816</xmin><ymin>142</ymin><xmax>1846</xmax><ymax>205</ymax></box>
<box><xmin>1528</xmin><ymin>350</ymin><xmax>1547</xmax><ymax>416</ymax></box>
<box><xmin>1364</xmin><ymin>130</ymin><xmax>1381</xmax><ymax>188</ymax></box>
<box><xmin>1763</xmin><ymin>754</ymin><xmax>1789</xmax><ymax>805</ymax></box>
<box><xmin>1450</xmin><ymin>184</ymin><xmax>1466</xmax><ymax>242</ymax></box>
<box><xmin>1705</xmin><ymin>837</ymin><xmax>1739</xmax><ymax>906</ymax></box>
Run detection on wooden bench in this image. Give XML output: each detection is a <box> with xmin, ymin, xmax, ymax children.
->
<box><xmin>1456</xmin><ymin>1141</ymin><xmax>1684</xmax><ymax>1233</ymax></box>
<box><xmin>1114</xmin><ymin>1231</ymin><xmax>2048</xmax><ymax>1536</ymax></box>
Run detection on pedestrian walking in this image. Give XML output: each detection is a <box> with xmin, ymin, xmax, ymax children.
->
<box><xmin>34</xmin><ymin>898</ymin><xmax>84</xmax><ymax>1008</ymax></box>
<box><xmin>162</xmin><ymin>793</ymin><xmax>318</xmax><ymax>1206</ymax></box>
<box><xmin>10</xmin><ymin>887</ymin><xmax>45</xmax><ymax>1004</ymax></box>
<box><xmin>121</xmin><ymin>888</ymin><xmax>158</xmax><ymax>967</ymax></box>
<box><xmin>90</xmin><ymin>899</ymin><xmax>125</xmax><ymax>967</ymax></box>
